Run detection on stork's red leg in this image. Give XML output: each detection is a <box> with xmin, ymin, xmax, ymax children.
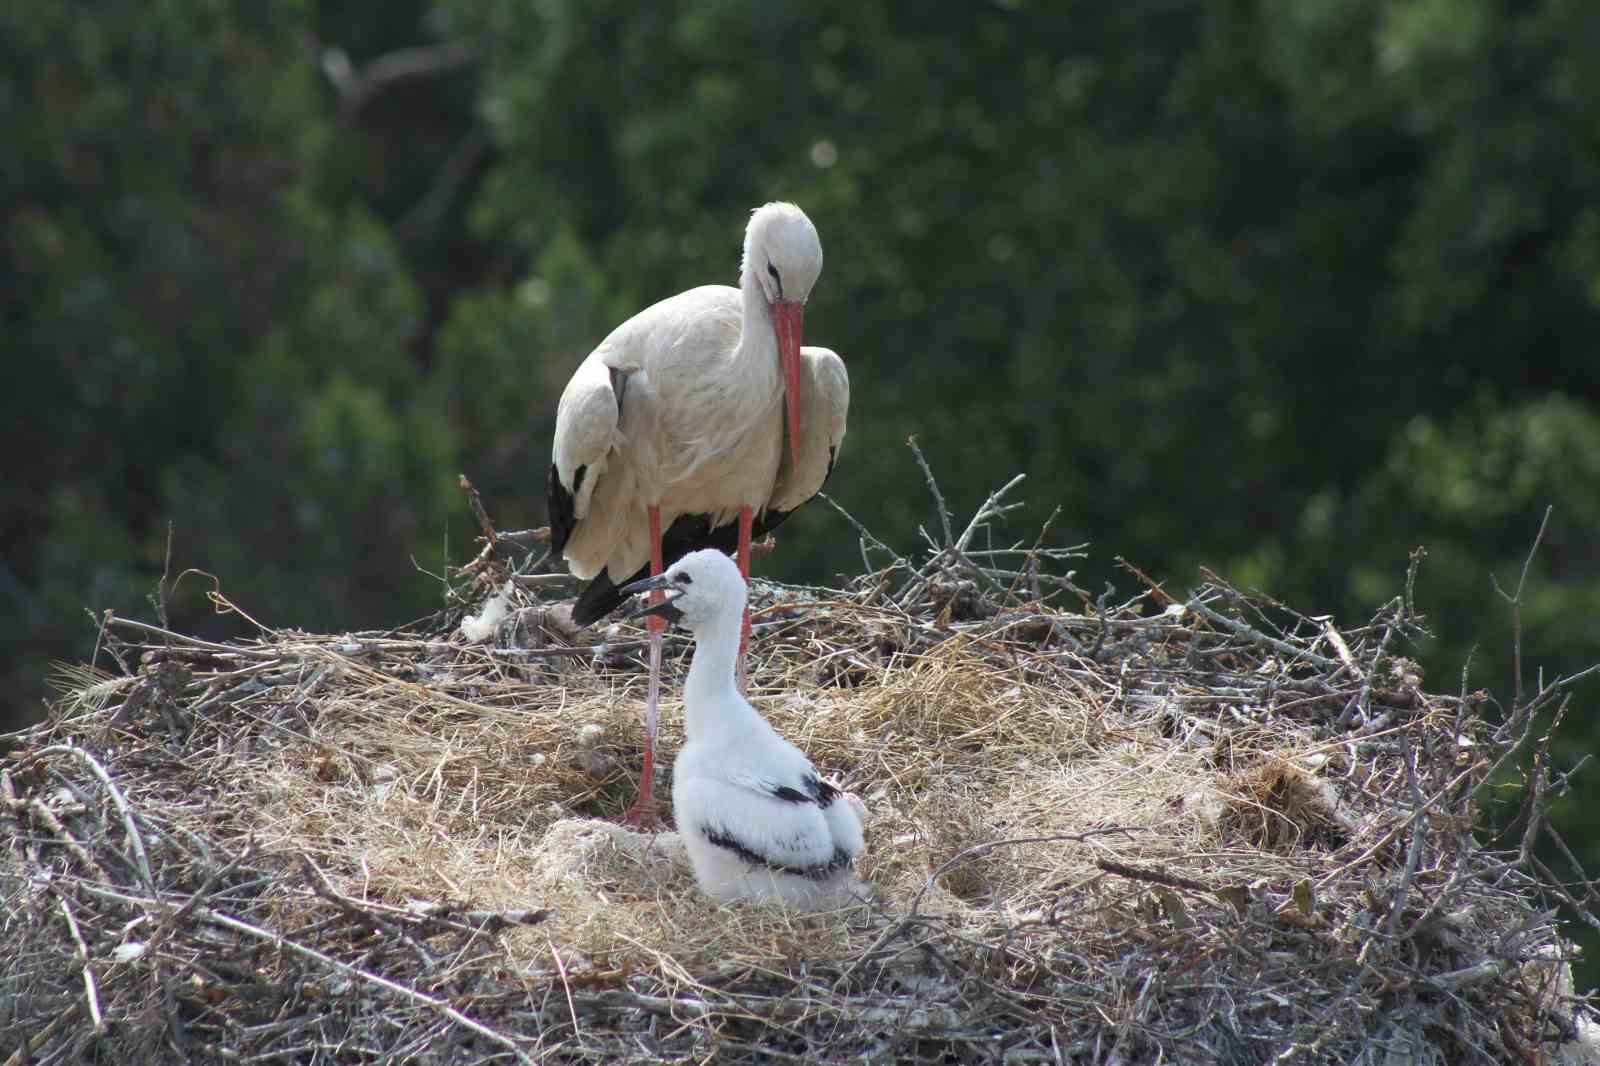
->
<box><xmin>648</xmin><ymin>502</ymin><xmax>666</xmax><ymax>627</ymax></box>
<box><xmin>621</xmin><ymin>505</ymin><xmax>665</xmax><ymax>829</ymax></box>
<box><xmin>735</xmin><ymin>505</ymin><xmax>753</xmax><ymax>695</ymax></box>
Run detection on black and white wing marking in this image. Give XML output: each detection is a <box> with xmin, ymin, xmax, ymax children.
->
<box><xmin>700</xmin><ymin>826</ymin><xmax>854</xmax><ymax>882</ymax></box>
<box><xmin>682</xmin><ymin>766</ymin><xmax>859</xmax><ymax>881</ymax></box>
<box><xmin>766</xmin><ymin>772</ymin><xmax>840</xmax><ymax>809</ymax></box>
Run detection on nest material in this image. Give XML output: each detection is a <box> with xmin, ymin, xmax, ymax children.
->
<box><xmin>4</xmin><ymin>477</ymin><xmax>1599</xmax><ymax>1065</ymax></box>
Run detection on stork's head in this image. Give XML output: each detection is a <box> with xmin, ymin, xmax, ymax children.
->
<box><xmin>743</xmin><ymin>202</ymin><xmax>822</xmax><ymax>467</ymax></box>
<box><xmin>745</xmin><ymin>202</ymin><xmax>823</xmax><ymax>306</ymax></box>
<box><xmin>620</xmin><ymin>549</ymin><xmax>747</xmax><ymax>634</ymax></box>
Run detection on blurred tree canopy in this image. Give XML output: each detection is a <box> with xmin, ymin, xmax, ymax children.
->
<box><xmin>5</xmin><ymin>0</ymin><xmax>1598</xmax><ymax>965</ymax></box>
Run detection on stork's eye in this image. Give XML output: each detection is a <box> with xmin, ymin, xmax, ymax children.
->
<box><xmin>678</xmin><ymin>573</ymin><xmax>694</xmax><ymax>585</ymax></box>
<box><xmin>766</xmin><ymin>262</ymin><xmax>780</xmax><ymax>282</ymax></box>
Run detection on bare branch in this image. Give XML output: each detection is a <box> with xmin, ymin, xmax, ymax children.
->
<box><xmin>907</xmin><ymin>435</ymin><xmax>954</xmax><ymax>548</ymax></box>
<box><xmin>34</xmin><ymin>744</ymin><xmax>155</xmax><ymax>894</ymax></box>
<box><xmin>321</xmin><ymin>40</ymin><xmax>479</xmax><ymax>117</ymax></box>
<box><xmin>1489</xmin><ymin>504</ymin><xmax>1553</xmax><ymax>711</ymax></box>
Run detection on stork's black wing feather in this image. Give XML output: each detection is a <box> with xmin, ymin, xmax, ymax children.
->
<box><xmin>702</xmin><ymin>824</ymin><xmax>853</xmax><ymax>881</ymax></box>
<box><xmin>548</xmin><ymin>366</ymin><xmax>624</xmax><ymax>576</ymax></box>
<box><xmin>570</xmin><ymin>511</ymin><xmax>721</xmax><ymax>625</ymax></box>
<box><xmin>764</xmin><ymin>773</ymin><xmax>838</xmax><ymax>809</ymax></box>
<box><xmin>570</xmin><ymin>565</ymin><xmax>622</xmax><ymax>626</ymax></box>
<box><xmin>547</xmin><ymin>463</ymin><xmax>579</xmax><ymax>556</ymax></box>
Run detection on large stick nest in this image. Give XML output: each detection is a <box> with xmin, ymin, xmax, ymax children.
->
<box><xmin>4</xmin><ymin>467</ymin><xmax>1598</xmax><ymax>1065</ymax></box>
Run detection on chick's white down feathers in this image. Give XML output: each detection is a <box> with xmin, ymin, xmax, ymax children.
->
<box><xmin>626</xmin><ymin>549</ymin><xmax>865</xmax><ymax>907</ymax></box>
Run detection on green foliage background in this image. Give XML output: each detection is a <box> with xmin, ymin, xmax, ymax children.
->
<box><xmin>5</xmin><ymin>0</ymin><xmax>1597</xmax><ymax>976</ymax></box>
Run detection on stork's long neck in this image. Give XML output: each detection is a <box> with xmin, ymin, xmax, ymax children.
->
<box><xmin>683</xmin><ymin>599</ymin><xmax>753</xmax><ymax>740</ymax></box>
<box><xmin>735</xmin><ymin>259</ymin><xmax>781</xmax><ymax>384</ymax></box>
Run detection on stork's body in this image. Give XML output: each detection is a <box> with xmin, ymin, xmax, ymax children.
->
<box><xmin>552</xmin><ymin>285</ymin><xmax>847</xmax><ymax>616</ymax></box>
<box><xmin>548</xmin><ymin>203</ymin><xmax>848</xmax><ymax>827</ymax></box>
<box><xmin>622</xmin><ymin>550</ymin><xmax>865</xmax><ymax>908</ymax></box>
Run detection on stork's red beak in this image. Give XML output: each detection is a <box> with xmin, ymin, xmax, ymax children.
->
<box><xmin>772</xmin><ymin>299</ymin><xmax>804</xmax><ymax>468</ymax></box>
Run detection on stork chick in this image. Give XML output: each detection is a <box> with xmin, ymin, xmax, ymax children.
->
<box><xmin>621</xmin><ymin>550</ymin><xmax>865</xmax><ymax>908</ymax></box>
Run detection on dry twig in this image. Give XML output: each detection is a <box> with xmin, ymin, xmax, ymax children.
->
<box><xmin>2</xmin><ymin>457</ymin><xmax>1594</xmax><ymax>1065</ymax></box>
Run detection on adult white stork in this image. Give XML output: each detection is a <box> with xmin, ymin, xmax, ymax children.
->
<box><xmin>621</xmin><ymin>549</ymin><xmax>865</xmax><ymax>908</ymax></box>
<box><xmin>547</xmin><ymin>202</ymin><xmax>849</xmax><ymax>827</ymax></box>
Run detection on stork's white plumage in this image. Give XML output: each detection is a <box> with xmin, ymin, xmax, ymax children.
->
<box><xmin>547</xmin><ymin>203</ymin><xmax>849</xmax><ymax>826</ymax></box>
<box><xmin>621</xmin><ymin>550</ymin><xmax>865</xmax><ymax>908</ymax></box>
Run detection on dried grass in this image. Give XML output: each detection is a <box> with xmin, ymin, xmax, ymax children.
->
<box><xmin>4</xmin><ymin>470</ymin><xmax>1598</xmax><ymax>1064</ymax></box>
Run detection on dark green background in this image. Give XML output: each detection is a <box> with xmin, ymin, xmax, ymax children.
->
<box><xmin>6</xmin><ymin>0</ymin><xmax>1597</xmax><ymax>978</ymax></box>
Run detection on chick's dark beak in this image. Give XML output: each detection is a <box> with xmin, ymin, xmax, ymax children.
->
<box><xmin>619</xmin><ymin>573</ymin><xmax>685</xmax><ymax>624</ymax></box>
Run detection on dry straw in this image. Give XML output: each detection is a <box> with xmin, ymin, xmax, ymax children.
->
<box><xmin>3</xmin><ymin>462</ymin><xmax>1597</xmax><ymax>1064</ymax></box>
